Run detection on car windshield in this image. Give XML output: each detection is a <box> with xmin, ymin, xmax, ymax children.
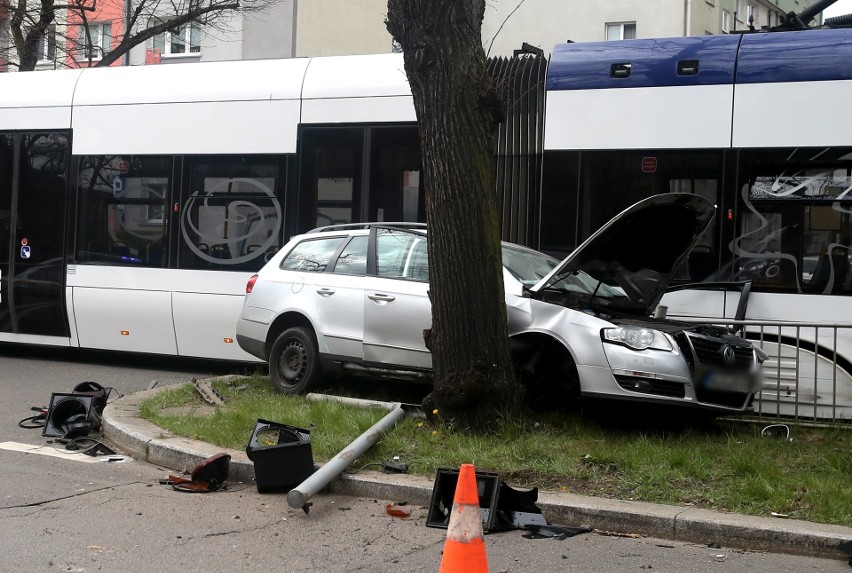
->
<box><xmin>543</xmin><ymin>265</ymin><xmax>629</xmax><ymax>300</ymax></box>
<box><xmin>501</xmin><ymin>244</ymin><xmax>560</xmax><ymax>287</ymax></box>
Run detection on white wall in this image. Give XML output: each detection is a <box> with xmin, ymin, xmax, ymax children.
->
<box><xmin>128</xmin><ymin>0</ymin><xmax>295</xmax><ymax>65</ymax></box>
<box><xmin>243</xmin><ymin>0</ymin><xmax>296</xmax><ymax>59</ymax></box>
<box><xmin>295</xmin><ymin>0</ymin><xmax>392</xmax><ymax>57</ymax></box>
<box><xmin>293</xmin><ymin>0</ymin><xmax>699</xmax><ymax>59</ymax></box>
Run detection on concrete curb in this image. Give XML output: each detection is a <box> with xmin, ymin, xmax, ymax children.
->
<box><xmin>102</xmin><ymin>385</ymin><xmax>852</xmax><ymax>561</ymax></box>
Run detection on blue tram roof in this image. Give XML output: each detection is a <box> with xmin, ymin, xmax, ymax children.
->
<box><xmin>546</xmin><ymin>28</ymin><xmax>852</xmax><ymax>91</ymax></box>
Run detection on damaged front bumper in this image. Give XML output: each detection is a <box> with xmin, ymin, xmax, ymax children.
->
<box><xmin>596</xmin><ymin>331</ymin><xmax>760</xmax><ymax>412</ymax></box>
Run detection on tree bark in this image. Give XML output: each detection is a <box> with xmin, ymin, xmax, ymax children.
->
<box><xmin>386</xmin><ymin>0</ymin><xmax>520</xmax><ymax>430</ymax></box>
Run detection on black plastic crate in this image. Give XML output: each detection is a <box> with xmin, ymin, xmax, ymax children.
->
<box><xmin>246</xmin><ymin>419</ymin><xmax>314</xmax><ymax>493</ymax></box>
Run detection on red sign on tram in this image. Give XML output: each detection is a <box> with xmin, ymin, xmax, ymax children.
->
<box><xmin>641</xmin><ymin>157</ymin><xmax>657</xmax><ymax>173</ymax></box>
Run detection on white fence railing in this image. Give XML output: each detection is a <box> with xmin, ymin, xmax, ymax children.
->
<box><xmin>675</xmin><ymin>318</ymin><xmax>852</xmax><ymax>424</ymax></box>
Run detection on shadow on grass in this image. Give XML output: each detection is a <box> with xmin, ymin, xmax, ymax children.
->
<box><xmin>579</xmin><ymin>399</ymin><xmax>735</xmax><ymax>436</ymax></box>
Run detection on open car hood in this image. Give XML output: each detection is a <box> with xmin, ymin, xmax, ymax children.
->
<box><xmin>530</xmin><ymin>194</ymin><xmax>715</xmax><ymax>316</ymax></box>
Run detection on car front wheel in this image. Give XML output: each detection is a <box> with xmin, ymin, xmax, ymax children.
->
<box><xmin>269</xmin><ymin>327</ymin><xmax>322</xmax><ymax>395</ymax></box>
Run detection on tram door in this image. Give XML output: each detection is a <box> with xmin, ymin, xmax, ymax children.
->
<box><xmin>0</xmin><ymin>132</ymin><xmax>70</xmax><ymax>337</ymax></box>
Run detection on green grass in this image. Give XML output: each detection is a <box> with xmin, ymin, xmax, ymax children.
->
<box><xmin>139</xmin><ymin>375</ymin><xmax>852</xmax><ymax>526</ymax></box>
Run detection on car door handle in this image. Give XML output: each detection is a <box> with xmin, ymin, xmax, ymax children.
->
<box><xmin>316</xmin><ymin>287</ymin><xmax>335</xmax><ymax>296</ymax></box>
<box><xmin>367</xmin><ymin>293</ymin><xmax>396</xmax><ymax>302</ymax></box>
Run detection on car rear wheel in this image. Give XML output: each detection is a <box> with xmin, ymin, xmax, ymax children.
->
<box><xmin>269</xmin><ymin>327</ymin><xmax>322</xmax><ymax>395</ymax></box>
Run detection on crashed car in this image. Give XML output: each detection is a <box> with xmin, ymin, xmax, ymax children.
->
<box><xmin>236</xmin><ymin>194</ymin><xmax>765</xmax><ymax>414</ymax></box>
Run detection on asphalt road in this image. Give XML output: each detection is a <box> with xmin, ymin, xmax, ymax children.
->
<box><xmin>0</xmin><ymin>344</ymin><xmax>849</xmax><ymax>572</ymax></box>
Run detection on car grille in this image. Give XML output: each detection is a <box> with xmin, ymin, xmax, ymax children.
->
<box><xmin>680</xmin><ymin>332</ymin><xmax>755</xmax><ymax>409</ymax></box>
<box><xmin>687</xmin><ymin>335</ymin><xmax>754</xmax><ymax>369</ymax></box>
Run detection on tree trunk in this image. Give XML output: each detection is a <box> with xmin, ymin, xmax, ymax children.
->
<box><xmin>386</xmin><ymin>0</ymin><xmax>520</xmax><ymax>430</ymax></box>
<box><xmin>10</xmin><ymin>0</ymin><xmax>56</xmax><ymax>72</ymax></box>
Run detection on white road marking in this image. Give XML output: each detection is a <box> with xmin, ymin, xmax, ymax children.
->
<box><xmin>0</xmin><ymin>441</ymin><xmax>131</xmax><ymax>463</ymax></box>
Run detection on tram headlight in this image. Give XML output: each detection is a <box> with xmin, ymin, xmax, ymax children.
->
<box><xmin>602</xmin><ymin>326</ymin><xmax>672</xmax><ymax>351</ymax></box>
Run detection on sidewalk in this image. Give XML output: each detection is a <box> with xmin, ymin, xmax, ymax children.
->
<box><xmin>102</xmin><ymin>385</ymin><xmax>852</xmax><ymax>562</ymax></box>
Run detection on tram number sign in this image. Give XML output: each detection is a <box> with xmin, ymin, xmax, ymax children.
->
<box><xmin>641</xmin><ymin>157</ymin><xmax>657</xmax><ymax>173</ymax></box>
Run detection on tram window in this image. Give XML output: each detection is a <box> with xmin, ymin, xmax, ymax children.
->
<box><xmin>179</xmin><ymin>157</ymin><xmax>284</xmax><ymax>272</ymax></box>
<box><xmin>540</xmin><ymin>150</ymin><xmax>580</xmax><ymax>257</ymax></box>
<box><xmin>732</xmin><ymin>155</ymin><xmax>852</xmax><ymax>294</ymax></box>
<box><xmin>0</xmin><ymin>135</ymin><xmax>12</xmax><ymax>266</ymax></box>
<box><xmin>578</xmin><ymin>151</ymin><xmax>722</xmax><ymax>238</ymax></box>
<box><xmin>16</xmin><ymin>133</ymin><xmax>69</xmax><ymax>266</ymax></box>
<box><xmin>298</xmin><ymin>127</ymin><xmax>363</xmax><ymax>230</ymax></box>
<box><xmin>368</xmin><ymin>126</ymin><xmax>422</xmax><ymax>223</ymax></box>
<box><xmin>76</xmin><ymin>156</ymin><xmax>172</xmax><ymax>267</ymax></box>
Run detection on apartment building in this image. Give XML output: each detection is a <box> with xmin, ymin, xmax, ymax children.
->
<box><xmin>0</xmin><ymin>0</ymin><xmax>829</xmax><ymax>70</ymax></box>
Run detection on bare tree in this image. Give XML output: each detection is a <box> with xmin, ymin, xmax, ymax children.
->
<box><xmin>3</xmin><ymin>0</ymin><xmax>284</xmax><ymax>71</ymax></box>
<box><xmin>386</xmin><ymin>0</ymin><xmax>521</xmax><ymax>430</ymax></box>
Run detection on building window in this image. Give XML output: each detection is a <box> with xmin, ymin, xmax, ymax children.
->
<box><xmin>605</xmin><ymin>22</ymin><xmax>636</xmax><ymax>41</ymax></box>
<box><xmin>747</xmin><ymin>3</ymin><xmax>754</xmax><ymax>24</ymax></box>
<box><xmin>152</xmin><ymin>22</ymin><xmax>201</xmax><ymax>56</ymax></box>
<box><xmin>76</xmin><ymin>22</ymin><xmax>111</xmax><ymax>60</ymax></box>
<box><xmin>35</xmin><ymin>26</ymin><xmax>57</xmax><ymax>61</ymax></box>
<box><xmin>722</xmin><ymin>9</ymin><xmax>731</xmax><ymax>32</ymax></box>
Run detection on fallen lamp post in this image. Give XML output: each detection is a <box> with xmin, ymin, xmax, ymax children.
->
<box><xmin>286</xmin><ymin>401</ymin><xmax>408</xmax><ymax>512</ymax></box>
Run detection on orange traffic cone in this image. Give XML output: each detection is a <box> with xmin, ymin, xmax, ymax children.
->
<box><xmin>438</xmin><ymin>463</ymin><xmax>488</xmax><ymax>573</ymax></box>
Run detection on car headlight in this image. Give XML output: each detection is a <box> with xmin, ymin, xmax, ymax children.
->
<box><xmin>602</xmin><ymin>327</ymin><xmax>673</xmax><ymax>351</ymax></box>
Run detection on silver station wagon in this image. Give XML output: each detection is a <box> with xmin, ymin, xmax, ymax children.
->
<box><xmin>236</xmin><ymin>194</ymin><xmax>765</xmax><ymax>414</ymax></box>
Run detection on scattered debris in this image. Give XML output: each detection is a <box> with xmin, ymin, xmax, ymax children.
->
<box><xmin>17</xmin><ymin>406</ymin><xmax>48</xmax><ymax>429</ymax></box>
<box><xmin>385</xmin><ymin>503</ymin><xmax>412</xmax><ymax>518</ymax></box>
<box><xmin>192</xmin><ymin>378</ymin><xmax>225</xmax><ymax>406</ymax></box>
<box><xmin>161</xmin><ymin>453</ymin><xmax>231</xmax><ymax>492</ymax></box>
<box><xmin>761</xmin><ymin>424</ymin><xmax>792</xmax><ymax>442</ymax></box>
<box><xmin>522</xmin><ymin>525</ymin><xmax>591</xmax><ymax>540</ymax></box>
<box><xmin>594</xmin><ymin>529</ymin><xmax>642</xmax><ymax>539</ymax></box>
<box><xmin>770</xmin><ymin>512</ymin><xmax>789</xmax><ymax>518</ymax></box>
<box><xmin>63</xmin><ymin>437</ymin><xmax>117</xmax><ymax>457</ymax></box>
<box><xmin>382</xmin><ymin>460</ymin><xmax>409</xmax><ymax>473</ymax></box>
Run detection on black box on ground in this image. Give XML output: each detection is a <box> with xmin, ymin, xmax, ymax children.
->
<box><xmin>246</xmin><ymin>419</ymin><xmax>314</xmax><ymax>493</ymax></box>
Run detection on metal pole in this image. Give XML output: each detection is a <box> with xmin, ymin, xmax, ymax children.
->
<box><xmin>287</xmin><ymin>402</ymin><xmax>407</xmax><ymax>511</ymax></box>
<box><xmin>305</xmin><ymin>392</ymin><xmax>399</xmax><ymax>411</ymax></box>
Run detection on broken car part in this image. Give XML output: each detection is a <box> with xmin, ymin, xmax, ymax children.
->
<box><xmin>193</xmin><ymin>378</ymin><xmax>226</xmax><ymax>406</ymax></box>
<box><xmin>163</xmin><ymin>452</ymin><xmax>231</xmax><ymax>492</ymax></box>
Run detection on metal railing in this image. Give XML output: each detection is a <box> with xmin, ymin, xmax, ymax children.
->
<box><xmin>672</xmin><ymin>317</ymin><xmax>852</xmax><ymax>425</ymax></box>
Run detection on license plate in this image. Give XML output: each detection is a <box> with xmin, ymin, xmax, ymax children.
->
<box><xmin>702</xmin><ymin>371</ymin><xmax>752</xmax><ymax>392</ymax></box>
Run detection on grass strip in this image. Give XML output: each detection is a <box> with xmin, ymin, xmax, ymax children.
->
<box><xmin>139</xmin><ymin>375</ymin><xmax>852</xmax><ymax>526</ymax></box>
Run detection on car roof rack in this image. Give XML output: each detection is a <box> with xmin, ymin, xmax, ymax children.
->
<box><xmin>306</xmin><ymin>222</ymin><xmax>428</xmax><ymax>234</ymax></box>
